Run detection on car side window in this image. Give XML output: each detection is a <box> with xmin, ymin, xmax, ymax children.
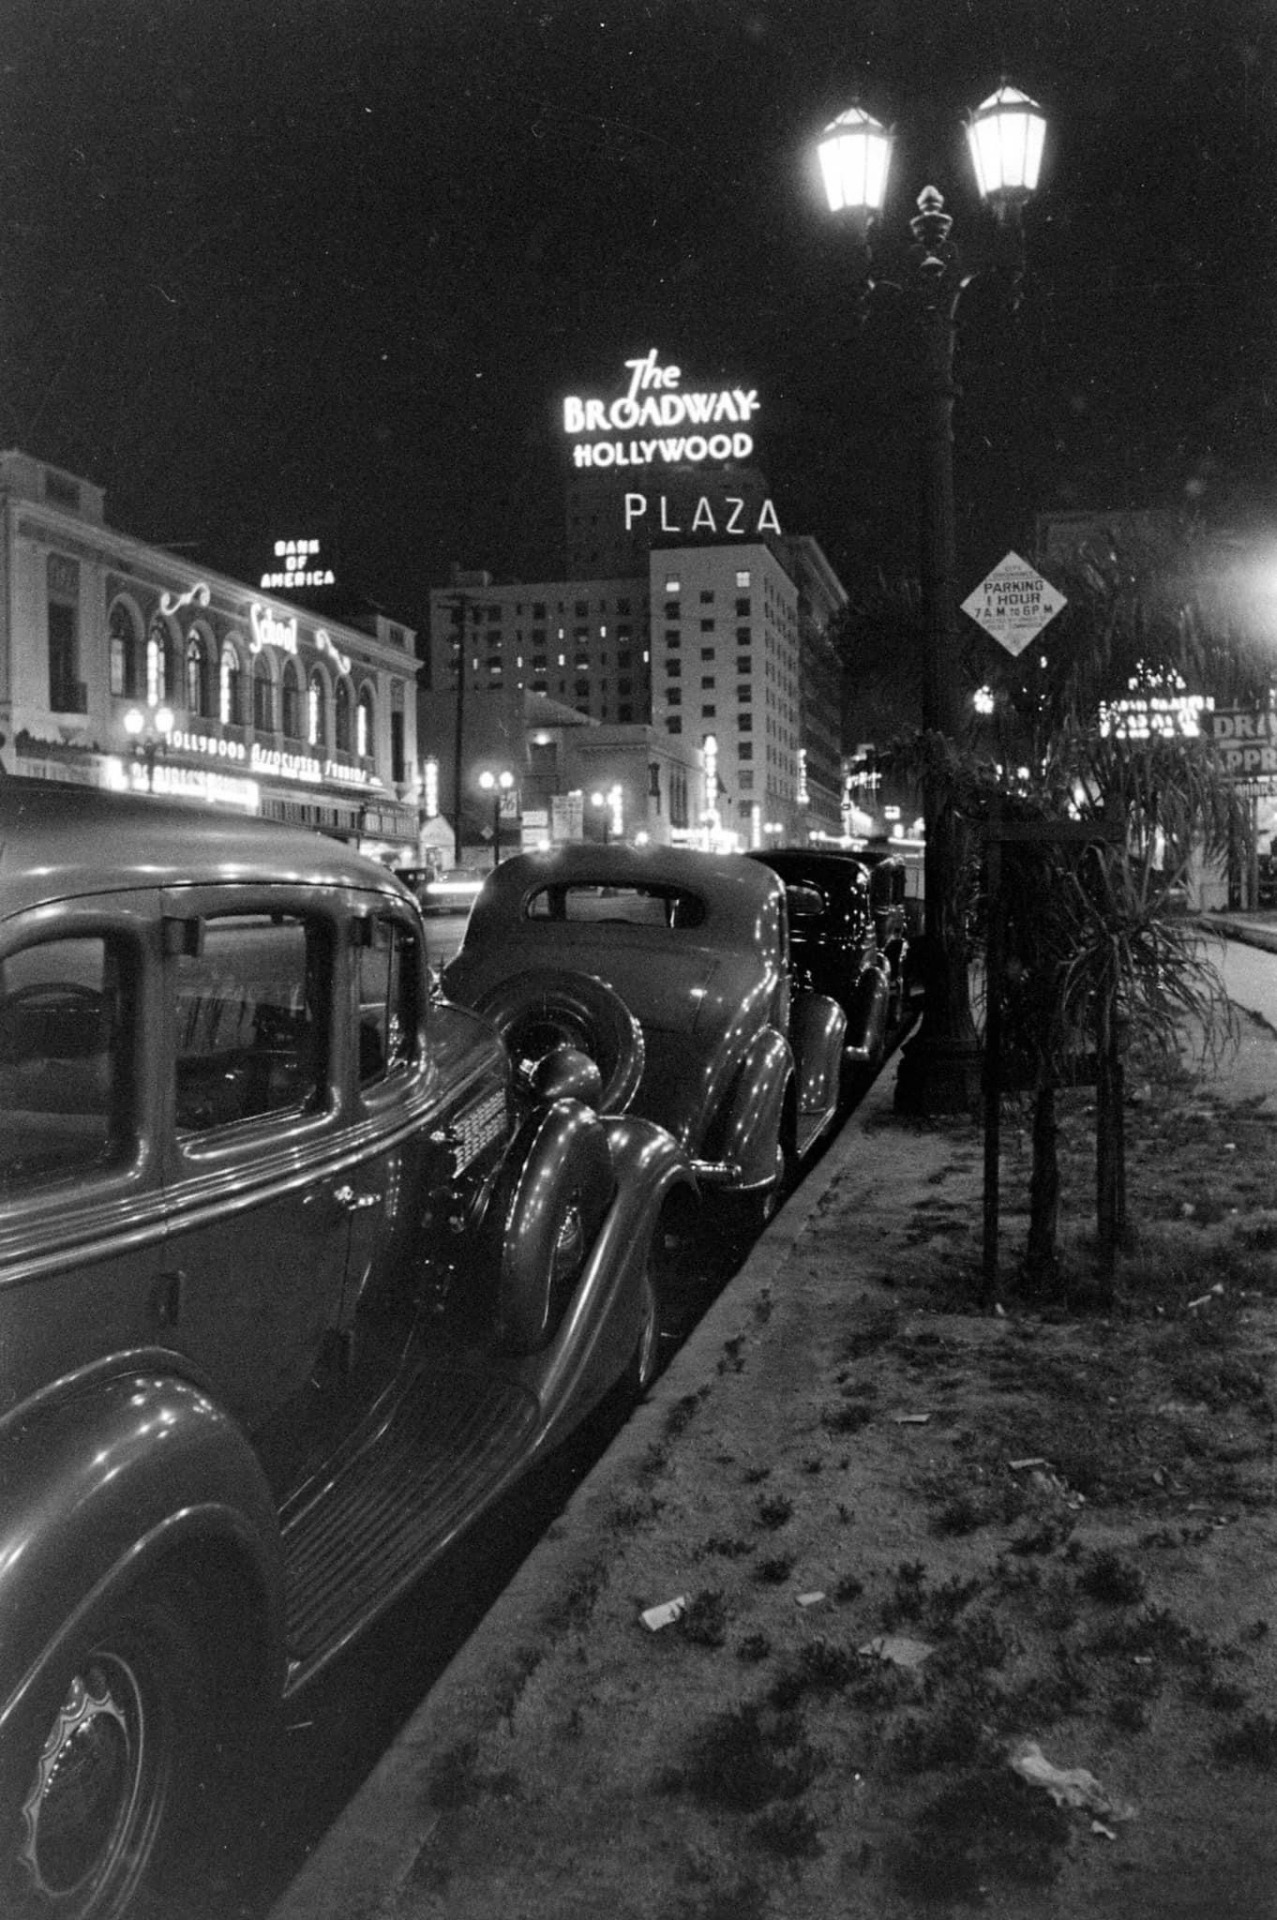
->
<box><xmin>356</xmin><ymin>916</ymin><xmax>419</xmax><ymax>1086</ymax></box>
<box><xmin>175</xmin><ymin>914</ymin><xmax>325</xmax><ymax>1131</ymax></box>
<box><xmin>0</xmin><ymin>935</ymin><xmax>133</xmax><ymax>1195</ymax></box>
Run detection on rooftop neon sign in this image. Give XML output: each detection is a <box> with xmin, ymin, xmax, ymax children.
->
<box><xmin>563</xmin><ymin>349</ymin><xmax>759</xmax><ymax>470</ymax></box>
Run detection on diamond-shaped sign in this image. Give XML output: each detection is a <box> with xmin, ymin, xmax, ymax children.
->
<box><xmin>962</xmin><ymin>552</ymin><xmax>1066</xmax><ymax>657</ymax></box>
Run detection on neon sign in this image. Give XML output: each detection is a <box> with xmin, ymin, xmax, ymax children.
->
<box><xmin>249</xmin><ymin>604</ymin><xmax>298</xmax><ymax>655</ymax></box>
<box><xmin>624</xmin><ymin>492</ymin><xmax>781</xmax><ymax>537</ymax></box>
<box><xmin>315</xmin><ymin>628</ymin><xmax>351</xmax><ymax>675</ymax></box>
<box><xmin>260</xmin><ymin>538</ymin><xmax>336</xmax><ymax>591</ymax></box>
<box><xmin>564</xmin><ymin>350</ymin><xmax>760</xmax><ymax>470</ymax></box>
<box><xmin>159</xmin><ymin>583</ymin><xmax>211</xmax><ymax>618</ymax></box>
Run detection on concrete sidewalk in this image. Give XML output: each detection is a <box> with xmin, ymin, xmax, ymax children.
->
<box><xmin>268</xmin><ymin>1059</ymin><xmax>928</xmax><ymax>1920</ymax></box>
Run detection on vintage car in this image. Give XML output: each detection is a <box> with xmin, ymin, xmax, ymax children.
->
<box><xmin>749</xmin><ymin>846</ymin><xmax>911</xmax><ymax>1054</ymax></box>
<box><xmin>442</xmin><ymin>844</ymin><xmax>848</xmax><ymax>1232</ymax></box>
<box><xmin>0</xmin><ymin>782</ymin><xmax>693</xmax><ymax>1920</ymax></box>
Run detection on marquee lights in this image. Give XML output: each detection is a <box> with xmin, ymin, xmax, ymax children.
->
<box><xmin>564</xmin><ymin>349</ymin><xmax>760</xmax><ymax>470</ymax></box>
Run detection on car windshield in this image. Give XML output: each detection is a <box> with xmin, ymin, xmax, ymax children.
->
<box><xmin>525</xmin><ymin>883</ymin><xmax>705</xmax><ymax>929</ymax></box>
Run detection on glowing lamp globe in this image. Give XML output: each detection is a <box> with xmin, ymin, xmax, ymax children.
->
<box><xmin>966</xmin><ymin>84</ymin><xmax>1046</xmax><ymax>208</ymax></box>
<box><xmin>817</xmin><ymin>105</ymin><xmax>892</xmax><ymax>218</ymax></box>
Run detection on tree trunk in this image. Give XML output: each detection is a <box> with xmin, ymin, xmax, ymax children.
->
<box><xmin>1023</xmin><ymin>1076</ymin><xmax>1062</xmax><ymax>1297</ymax></box>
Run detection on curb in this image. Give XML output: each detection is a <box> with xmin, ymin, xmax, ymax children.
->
<box><xmin>268</xmin><ymin>1061</ymin><xmax>904</xmax><ymax>1920</ymax></box>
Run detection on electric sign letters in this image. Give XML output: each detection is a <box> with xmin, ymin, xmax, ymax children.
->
<box><xmin>564</xmin><ymin>350</ymin><xmax>760</xmax><ymax>470</ymax></box>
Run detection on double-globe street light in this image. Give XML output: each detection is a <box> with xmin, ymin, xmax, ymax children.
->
<box><xmin>478</xmin><ymin>767</ymin><xmax>515</xmax><ymax>869</ymax></box>
<box><xmin>816</xmin><ymin>83</ymin><xmax>1047</xmax><ymax>1115</ymax></box>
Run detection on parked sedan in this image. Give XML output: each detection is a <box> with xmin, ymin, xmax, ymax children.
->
<box><xmin>0</xmin><ymin>782</ymin><xmax>692</xmax><ymax>1920</ymax></box>
<box><xmin>749</xmin><ymin>846</ymin><xmax>910</xmax><ymax>1057</ymax></box>
<box><xmin>442</xmin><ymin>843</ymin><xmax>848</xmax><ymax>1232</ymax></box>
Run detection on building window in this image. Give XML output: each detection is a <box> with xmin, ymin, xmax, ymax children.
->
<box><xmin>738</xmin><ymin>684</ymin><xmax>752</xmax><ymax>702</ymax></box>
<box><xmin>736</xmin><ymin>626</ymin><xmax>751</xmax><ymax>644</ymax></box>
<box><xmin>701</xmin><ymin>647</ymin><xmax>714</xmax><ymax>661</ymax></box>
<box><xmin>48</xmin><ymin>602</ymin><xmax>80</xmax><ymax>711</ymax></box>
<box><xmin>668</xmin><ymin>688</ymin><xmax>682</xmax><ymax>705</ymax></box>
<box><xmin>737</xmin><ymin>656</ymin><xmax>751</xmax><ymax>673</ymax></box>
<box><xmin>357</xmin><ymin>688</ymin><xmax>374</xmax><ymax>758</ymax></box>
<box><xmin>220</xmin><ymin>645</ymin><xmax>244</xmax><ymax>726</ymax></box>
<box><xmin>281</xmin><ymin>661</ymin><xmax>302</xmax><ymax>738</ymax></box>
<box><xmin>252</xmin><ymin>656</ymin><xmax>275</xmax><ymax>732</ymax></box>
<box><xmin>108</xmin><ymin>601</ymin><xmax>139</xmax><ymax>699</ymax></box>
<box><xmin>618</xmin><ymin>704</ymin><xmax>633</xmax><ymax>723</ymax></box>
<box><xmin>664</xmin><ymin>578</ymin><xmax>680</xmax><ymax>595</ymax></box>
<box><xmin>739</xmin><ymin>742</ymin><xmax>753</xmax><ymax>760</ymax></box>
<box><xmin>739</xmin><ymin>712</ymin><xmax>753</xmax><ymax>730</ymax></box>
<box><xmin>667</xmin><ymin>717</ymin><xmax>682</xmax><ymax>735</ymax></box>
<box><xmin>667</xmin><ymin>659</ymin><xmax>681</xmax><ymax>677</ymax></box>
<box><xmin>736</xmin><ymin>571</ymin><xmax>750</xmax><ymax>589</ymax></box>
<box><xmin>146</xmin><ymin>618</ymin><xmax>172</xmax><ymax>706</ymax></box>
<box><xmin>700</xmin><ymin>618</ymin><xmax>715</xmax><ymax>632</ymax></box>
<box><xmin>334</xmin><ymin>678</ymin><xmax>352</xmax><ymax>753</ymax></box>
<box><xmin>665</xmin><ymin>630</ymin><xmax>680</xmax><ymax>647</ymax></box>
<box><xmin>701</xmin><ymin>675</ymin><xmax>715</xmax><ymax>690</ymax></box>
<box><xmin>533</xmin><ymin>602</ymin><xmax>546</xmax><ymax>619</ymax></box>
<box><xmin>700</xmin><ymin>589</ymin><xmax>714</xmax><ymax>603</ymax></box>
<box><xmin>664</xmin><ymin>599</ymin><xmax>680</xmax><ymax>619</ymax></box>
<box><xmin>308</xmin><ymin>670</ymin><xmax>326</xmax><ymax>746</ymax></box>
<box><xmin>703</xmin><ymin>704</ymin><xmax>716</xmax><ymax>718</ymax></box>
<box><xmin>736</xmin><ymin>597</ymin><xmax>751</xmax><ymax>615</ymax></box>
<box><xmin>185</xmin><ymin>633</ymin><xmax>213</xmax><ymax>717</ymax></box>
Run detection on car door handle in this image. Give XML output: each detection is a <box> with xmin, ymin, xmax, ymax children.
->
<box><xmin>150</xmin><ymin>1269</ymin><xmax>185</xmax><ymax>1330</ymax></box>
<box><xmin>333</xmin><ymin>1184</ymin><xmax>382</xmax><ymax>1213</ymax></box>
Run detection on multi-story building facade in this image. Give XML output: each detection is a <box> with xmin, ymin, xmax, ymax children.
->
<box><xmin>0</xmin><ymin>450</ymin><xmax>421</xmax><ymax>861</ymax></box>
<box><xmin>422</xmin><ymin>534</ymin><xmax>843</xmax><ymax>849</ymax></box>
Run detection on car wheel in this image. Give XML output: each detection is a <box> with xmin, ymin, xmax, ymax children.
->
<box><xmin>4</xmin><ymin>1584</ymin><xmax>207</xmax><ymax>1920</ymax></box>
<box><xmin>472</xmin><ymin>968</ymin><xmax>645</xmax><ymax>1114</ymax></box>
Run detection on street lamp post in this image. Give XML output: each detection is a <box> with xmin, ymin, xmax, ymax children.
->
<box><xmin>123</xmin><ymin>704</ymin><xmax>174</xmax><ymax>790</ymax></box>
<box><xmin>816</xmin><ymin>84</ymin><xmax>1047</xmax><ymax>1115</ymax></box>
<box><xmin>478</xmin><ymin>768</ymin><xmax>515</xmax><ymax>868</ymax></box>
<box><xmin>590</xmin><ymin>783</ymin><xmax>622</xmax><ymax>845</ymax></box>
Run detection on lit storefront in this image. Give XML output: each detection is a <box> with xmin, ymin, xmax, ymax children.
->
<box><xmin>0</xmin><ymin>452</ymin><xmax>420</xmax><ymax>859</ymax></box>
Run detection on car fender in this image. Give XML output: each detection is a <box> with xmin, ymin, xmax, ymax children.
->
<box><xmin>845</xmin><ymin>963</ymin><xmax>892</xmax><ymax>1065</ymax></box>
<box><xmin>704</xmin><ymin>1025</ymin><xmax>793</xmax><ymax>1192</ymax></box>
<box><xmin>483</xmin><ymin>1097</ymin><xmax>616</xmax><ymax>1354</ymax></box>
<box><xmin>0</xmin><ymin>1365</ymin><xmax>284</xmax><ymax>1793</ymax></box>
<box><xmin>789</xmin><ymin>991</ymin><xmax>848</xmax><ymax>1114</ymax></box>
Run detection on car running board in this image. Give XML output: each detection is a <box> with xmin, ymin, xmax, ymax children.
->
<box><xmin>280</xmin><ymin>1359</ymin><xmax>540</xmax><ymax>1691</ymax></box>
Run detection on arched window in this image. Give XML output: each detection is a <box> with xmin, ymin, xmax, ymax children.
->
<box><xmin>281</xmin><ymin>661</ymin><xmax>302</xmax><ymax>740</ymax></box>
<box><xmin>308</xmin><ymin>670</ymin><xmax>327</xmax><ymax>747</ymax></box>
<box><xmin>334</xmin><ymin>678</ymin><xmax>352</xmax><ymax>753</ymax></box>
<box><xmin>220</xmin><ymin>643</ymin><xmax>244</xmax><ymax>726</ymax></box>
<box><xmin>356</xmin><ymin>686</ymin><xmax>374</xmax><ymax>759</ymax></box>
<box><xmin>108</xmin><ymin>601</ymin><xmax>139</xmax><ymax>698</ymax></box>
<box><xmin>252</xmin><ymin>656</ymin><xmax>275</xmax><ymax>732</ymax></box>
<box><xmin>146</xmin><ymin>617</ymin><xmax>173</xmax><ymax>705</ymax></box>
<box><xmin>185</xmin><ymin>631</ymin><xmax>212</xmax><ymax>717</ymax></box>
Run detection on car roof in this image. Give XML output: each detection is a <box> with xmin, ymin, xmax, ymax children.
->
<box><xmin>0</xmin><ymin>779</ymin><xmax>409</xmax><ymax>916</ymax></box>
<box><xmin>468</xmin><ymin>842</ymin><xmax>784</xmax><ymax>941</ymax></box>
<box><xmin>750</xmin><ymin>847</ymin><xmax>872</xmax><ymax>885</ymax></box>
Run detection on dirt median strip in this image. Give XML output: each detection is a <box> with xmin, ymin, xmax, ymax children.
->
<box><xmin>274</xmin><ymin>1046</ymin><xmax>1277</xmax><ymax>1920</ymax></box>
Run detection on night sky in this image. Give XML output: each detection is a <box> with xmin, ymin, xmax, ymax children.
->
<box><xmin>2</xmin><ymin>0</ymin><xmax>1274</xmax><ymax>632</ymax></box>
